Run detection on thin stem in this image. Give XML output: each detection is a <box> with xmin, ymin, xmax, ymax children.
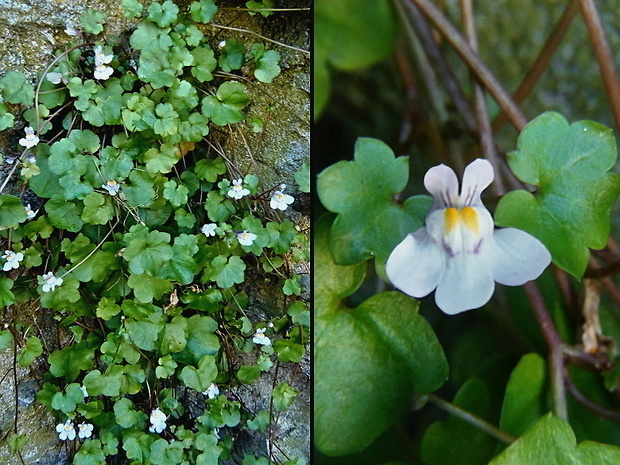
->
<box><xmin>565</xmin><ymin>372</ymin><xmax>620</xmax><ymax>421</ymax></box>
<box><xmin>584</xmin><ymin>259</ymin><xmax>620</xmax><ymax>279</ymax></box>
<box><xmin>460</xmin><ymin>0</ymin><xmax>505</xmax><ymax>195</ymax></box>
<box><xmin>405</xmin><ymin>0</ymin><xmax>528</xmax><ymax>131</ymax></box>
<box><xmin>578</xmin><ymin>0</ymin><xmax>620</xmax><ymax>130</ymax></box>
<box><xmin>398</xmin><ymin>0</ymin><xmax>477</xmax><ymax>133</ymax></box>
<box><xmin>523</xmin><ymin>281</ymin><xmax>568</xmax><ymax>420</ymax></box>
<box><xmin>209</xmin><ymin>24</ymin><xmax>309</xmax><ymax>55</ymax></box>
<box><xmin>426</xmin><ymin>393</ymin><xmax>517</xmax><ymax>444</ymax></box>
<box><xmin>492</xmin><ymin>0</ymin><xmax>579</xmax><ymax>132</ymax></box>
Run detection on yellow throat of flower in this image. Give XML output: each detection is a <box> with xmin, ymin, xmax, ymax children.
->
<box><xmin>444</xmin><ymin>206</ymin><xmax>479</xmax><ymax>235</ymax></box>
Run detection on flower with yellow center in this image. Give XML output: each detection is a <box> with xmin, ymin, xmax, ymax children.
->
<box><xmin>386</xmin><ymin>158</ymin><xmax>551</xmax><ymax>314</ymax></box>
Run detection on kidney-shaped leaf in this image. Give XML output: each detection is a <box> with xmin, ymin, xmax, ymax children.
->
<box><xmin>490</xmin><ymin>413</ymin><xmax>620</xmax><ymax>464</ymax></box>
<box><xmin>315</xmin><ymin>215</ymin><xmax>448</xmax><ymax>456</ymax></box>
<box><xmin>495</xmin><ymin>112</ymin><xmax>620</xmax><ymax>278</ymax></box>
<box><xmin>317</xmin><ymin>137</ymin><xmax>427</xmax><ymax>265</ymax></box>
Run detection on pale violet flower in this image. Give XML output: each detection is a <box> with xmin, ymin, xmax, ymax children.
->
<box><xmin>2</xmin><ymin>250</ymin><xmax>24</xmax><ymax>271</ymax></box>
<box><xmin>203</xmin><ymin>383</ymin><xmax>220</xmax><ymax>399</ymax></box>
<box><xmin>93</xmin><ymin>45</ymin><xmax>113</xmax><ymax>66</ymax></box>
<box><xmin>25</xmin><ymin>204</ymin><xmax>36</xmax><ymax>219</ymax></box>
<box><xmin>56</xmin><ymin>420</ymin><xmax>76</xmax><ymax>441</ymax></box>
<box><xmin>94</xmin><ymin>64</ymin><xmax>114</xmax><ymax>80</ymax></box>
<box><xmin>27</xmin><ymin>154</ymin><xmax>36</xmax><ymax>164</ymax></box>
<box><xmin>386</xmin><ymin>159</ymin><xmax>551</xmax><ymax>315</ymax></box>
<box><xmin>149</xmin><ymin>408</ymin><xmax>167</xmax><ymax>434</ymax></box>
<box><xmin>102</xmin><ymin>180</ymin><xmax>120</xmax><ymax>196</ymax></box>
<box><xmin>18</xmin><ymin>127</ymin><xmax>39</xmax><ymax>149</ymax></box>
<box><xmin>237</xmin><ymin>230</ymin><xmax>257</xmax><ymax>247</ymax></box>
<box><xmin>253</xmin><ymin>328</ymin><xmax>271</xmax><ymax>346</ymax></box>
<box><xmin>227</xmin><ymin>179</ymin><xmax>250</xmax><ymax>200</ymax></box>
<box><xmin>77</xmin><ymin>422</ymin><xmax>94</xmax><ymax>439</ymax></box>
<box><xmin>41</xmin><ymin>272</ymin><xmax>63</xmax><ymax>292</ymax></box>
<box><xmin>64</xmin><ymin>25</ymin><xmax>81</xmax><ymax>36</ymax></box>
<box><xmin>270</xmin><ymin>184</ymin><xmax>294</xmax><ymax>211</ymax></box>
<box><xmin>201</xmin><ymin>223</ymin><xmax>217</xmax><ymax>237</ymax></box>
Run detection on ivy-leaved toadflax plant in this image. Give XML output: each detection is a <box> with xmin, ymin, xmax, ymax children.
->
<box><xmin>386</xmin><ymin>158</ymin><xmax>551</xmax><ymax>314</ymax></box>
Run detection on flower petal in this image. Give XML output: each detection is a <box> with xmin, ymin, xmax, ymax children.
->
<box><xmin>460</xmin><ymin>158</ymin><xmax>494</xmax><ymax>206</ymax></box>
<box><xmin>434</xmin><ymin>249</ymin><xmax>495</xmax><ymax>314</ymax></box>
<box><xmin>386</xmin><ymin>228</ymin><xmax>447</xmax><ymax>298</ymax></box>
<box><xmin>424</xmin><ymin>164</ymin><xmax>459</xmax><ymax>208</ymax></box>
<box><xmin>490</xmin><ymin>228</ymin><xmax>551</xmax><ymax>286</ymax></box>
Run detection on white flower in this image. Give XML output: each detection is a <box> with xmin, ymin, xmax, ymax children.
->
<box><xmin>25</xmin><ymin>204</ymin><xmax>36</xmax><ymax>219</ymax></box>
<box><xmin>18</xmin><ymin>127</ymin><xmax>39</xmax><ymax>149</ymax></box>
<box><xmin>149</xmin><ymin>408</ymin><xmax>167</xmax><ymax>434</ymax></box>
<box><xmin>102</xmin><ymin>180</ymin><xmax>120</xmax><ymax>196</ymax></box>
<box><xmin>80</xmin><ymin>385</ymin><xmax>89</xmax><ymax>397</ymax></box>
<box><xmin>203</xmin><ymin>383</ymin><xmax>219</xmax><ymax>399</ymax></box>
<box><xmin>227</xmin><ymin>179</ymin><xmax>250</xmax><ymax>200</ymax></box>
<box><xmin>218</xmin><ymin>40</ymin><xmax>226</xmax><ymax>48</ymax></box>
<box><xmin>77</xmin><ymin>422</ymin><xmax>94</xmax><ymax>439</ymax></box>
<box><xmin>27</xmin><ymin>154</ymin><xmax>36</xmax><ymax>164</ymax></box>
<box><xmin>64</xmin><ymin>25</ymin><xmax>81</xmax><ymax>36</ymax></box>
<box><xmin>237</xmin><ymin>230</ymin><xmax>257</xmax><ymax>246</ymax></box>
<box><xmin>56</xmin><ymin>420</ymin><xmax>76</xmax><ymax>441</ymax></box>
<box><xmin>201</xmin><ymin>223</ymin><xmax>217</xmax><ymax>237</ymax></box>
<box><xmin>386</xmin><ymin>159</ymin><xmax>551</xmax><ymax>315</ymax></box>
<box><xmin>93</xmin><ymin>45</ymin><xmax>113</xmax><ymax>66</ymax></box>
<box><xmin>2</xmin><ymin>250</ymin><xmax>24</xmax><ymax>271</ymax></box>
<box><xmin>253</xmin><ymin>328</ymin><xmax>271</xmax><ymax>346</ymax></box>
<box><xmin>270</xmin><ymin>184</ymin><xmax>294</xmax><ymax>211</ymax></box>
<box><xmin>46</xmin><ymin>72</ymin><xmax>63</xmax><ymax>84</ymax></box>
<box><xmin>94</xmin><ymin>64</ymin><xmax>114</xmax><ymax>80</ymax></box>
<box><xmin>41</xmin><ymin>271</ymin><xmax>63</xmax><ymax>292</ymax></box>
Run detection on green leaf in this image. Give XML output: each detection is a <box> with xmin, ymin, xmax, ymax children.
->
<box><xmin>80</xmin><ymin>8</ymin><xmax>106</xmax><ymax>34</ymax></box>
<box><xmin>159</xmin><ymin>315</ymin><xmax>187</xmax><ymax>354</ymax></box>
<box><xmin>40</xmin><ymin>274</ymin><xmax>82</xmax><ymax>310</ymax></box>
<box><xmin>18</xmin><ymin>336</ymin><xmax>43</xmax><ymax>366</ymax></box>
<box><xmin>180</xmin><ymin>354</ymin><xmax>218</xmax><ymax>391</ymax></box>
<box><xmin>499</xmin><ymin>353</ymin><xmax>547</xmax><ymax>438</ymax></box>
<box><xmin>73</xmin><ymin>439</ymin><xmax>106</xmax><ymax>465</ymax></box>
<box><xmin>273</xmin><ymin>339</ymin><xmax>304</xmax><ymax>363</ymax></box>
<box><xmin>190</xmin><ymin>0</ymin><xmax>218</xmax><ymax>23</ymax></box>
<box><xmin>317</xmin><ymin>137</ymin><xmax>423</xmax><ymax>265</ymax></box>
<box><xmin>495</xmin><ymin>112</ymin><xmax>620</xmax><ymax>278</ymax></box>
<box><xmin>287</xmin><ymin>301</ymin><xmax>309</xmax><ymax>327</ymax></box>
<box><xmin>51</xmin><ymin>383</ymin><xmax>85</xmax><ymax>413</ymax></box>
<box><xmin>48</xmin><ymin>341</ymin><xmax>96</xmax><ymax>380</ymax></box>
<box><xmin>45</xmin><ymin>199</ymin><xmax>85</xmax><ymax>232</ymax></box>
<box><xmin>123</xmin><ymin>225</ymin><xmax>173</xmax><ymax>275</ymax></box>
<box><xmin>128</xmin><ymin>273</ymin><xmax>173</xmax><ymax>303</ymax></box>
<box><xmin>294</xmin><ymin>161</ymin><xmax>310</xmax><ymax>193</ymax></box>
<box><xmin>191</xmin><ymin>46</ymin><xmax>217</xmax><ymax>82</ymax></box>
<box><xmin>272</xmin><ymin>382</ymin><xmax>299</xmax><ymax>411</ymax></box>
<box><xmin>125</xmin><ymin>314</ymin><xmax>165</xmax><ymax>351</ymax></box>
<box><xmin>202</xmin><ymin>81</ymin><xmax>249</xmax><ymax>126</ymax></box>
<box><xmin>195</xmin><ymin>157</ymin><xmax>227</xmax><ymax>182</ymax></box>
<box><xmin>0</xmin><ymin>103</ymin><xmax>15</xmax><ymax>130</ymax></box>
<box><xmin>96</xmin><ymin>297</ymin><xmax>121</xmax><ymax>320</ymax></box>
<box><xmin>163</xmin><ymin>179</ymin><xmax>189</xmax><ymax>207</ymax></box>
<box><xmin>237</xmin><ymin>365</ymin><xmax>261</xmax><ymax>384</ymax></box>
<box><xmin>210</xmin><ymin>255</ymin><xmax>245</xmax><ymax>288</ymax></box>
<box><xmin>283</xmin><ymin>275</ymin><xmax>302</xmax><ymax>296</ymax></box>
<box><xmin>0</xmin><ymin>329</ymin><xmax>14</xmax><ymax>351</ymax></box>
<box><xmin>156</xmin><ymin>355</ymin><xmax>178</xmax><ymax>378</ymax></box>
<box><xmin>0</xmin><ymin>71</ymin><xmax>35</xmax><ymax>105</ymax></box>
<box><xmin>315</xmin><ymin>0</ymin><xmax>396</xmax><ymax>117</ymax></box>
<box><xmin>143</xmin><ymin>143</ymin><xmax>181</xmax><ymax>174</ymax></box>
<box><xmin>315</xmin><ymin>214</ymin><xmax>448</xmax><ymax>456</ymax></box>
<box><xmin>490</xmin><ymin>414</ymin><xmax>620</xmax><ymax>464</ymax></box>
<box><xmin>114</xmin><ymin>397</ymin><xmax>146</xmax><ymax>428</ymax></box>
<box><xmin>122</xmin><ymin>0</ymin><xmax>144</xmax><ymax>17</ymax></box>
<box><xmin>0</xmin><ymin>195</ymin><xmax>27</xmax><ymax>229</ymax></box>
<box><xmin>218</xmin><ymin>38</ymin><xmax>245</xmax><ymax>72</ymax></box>
<box><xmin>251</xmin><ymin>44</ymin><xmax>281</xmax><ymax>83</ymax></box>
<box><xmin>81</xmin><ymin>192</ymin><xmax>114</xmax><ymax>225</ymax></box>
<box><xmin>177</xmin><ymin>314</ymin><xmax>219</xmax><ymax>365</ymax></box>
<box><xmin>147</xmin><ymin>0</ymin><xmax>179</xmax><ymax>27</ymax></box>
<box><xmin>421</xmin><ymin>378</ymin><xmax>496</xmax><ymax>465</ymax></box>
